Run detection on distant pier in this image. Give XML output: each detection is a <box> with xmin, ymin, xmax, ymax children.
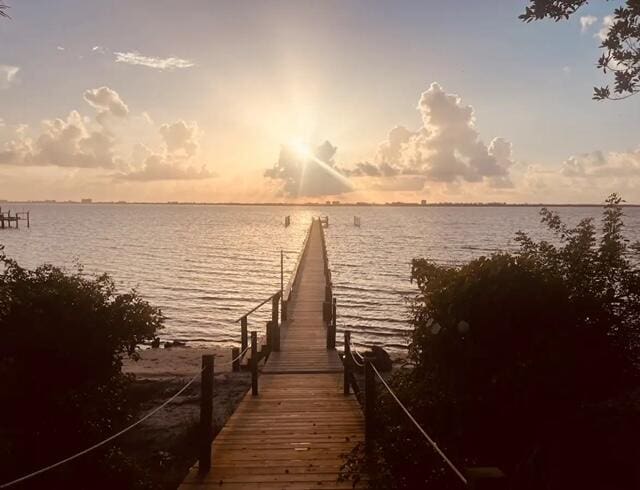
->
<box><xmin>0</xmin><ymin>208</ymin><xmax>30</xmax><ymax>229</ymax></box>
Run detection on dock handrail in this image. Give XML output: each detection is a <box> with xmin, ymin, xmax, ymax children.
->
<box><xmin>282</xmin><ymin>219</ymin><xmax>314</xmax><ymax>302</ymax></box>
<box><xmin>234</xmin><ymin>292</ymin><xmax>280</xmax><ymax>324</ymax></box>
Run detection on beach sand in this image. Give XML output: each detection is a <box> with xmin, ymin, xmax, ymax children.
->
<box><xmin>121</xmin><ymin>345</ymin><xmax>251</xmax><ymax>488</ymax></box>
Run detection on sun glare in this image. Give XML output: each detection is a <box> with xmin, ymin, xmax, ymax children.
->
<box><xmin>289</xmin><ymin>140</ymin><xmax>314</xmax><ymax>160</ymax></box>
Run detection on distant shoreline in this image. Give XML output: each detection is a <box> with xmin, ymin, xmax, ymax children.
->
<box><xmin>2</xmin><ymin>201</ymin><xmax>639</xmax><ymax>208</ymax></box>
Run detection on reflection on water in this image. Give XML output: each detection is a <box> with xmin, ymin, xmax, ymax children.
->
<box><xmin>1</xmin><ymin>203</ymin><xmax>638</xmax><ymax>351</ymax></box>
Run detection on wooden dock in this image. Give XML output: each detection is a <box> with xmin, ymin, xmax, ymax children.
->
<box><xmin>180</xmin><ymin>219</ymin><xmax>364</xmax><ymax>489</ymax></box>
<box><xmin>0</xmin><ymin>208</ymin><xmax>29</xmax><ymax>229</ymax></box>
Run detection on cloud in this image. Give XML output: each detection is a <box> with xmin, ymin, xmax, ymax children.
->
<box><xmin>117</xmin><ymin>154</ymin><xmax>214</xmax><ymax>181</ymax></box>
<box><xmin>114</xmin><ymin>51</ymin><xmax>195</xmax><ymax>70</ymax></box>
<box><xmin>346</xmin><ymin>83</ymin><xmax>514</xmax><ymax>189</ymax></box>
<box><xmin>596</xmin><ymin>15</ymin><xmax>614</xmax><ymax>42</ymax></box>
<box><xmin>56</xmin><ymin>46</ymin><xmax>65</xmax><ymax>51</ymax></box>
<box><xmin>83</xmin><ymin>86</ymin><xmax>129</xmax><ymax>119</ymax></box>
<box><xmin>580</xmin><ymin>15</ymin><xmax>598</xmax><ymax>33</ymax></box>
<box><xmin>0</xmin><ymin>111</ymin><xmax>120</xmax><ymax>168</ymax></box>
<box><xmin>264</xmin><ymin>141</ymin><xmax>353</xmax><ymax>197</ymax></box>
<box><xmin>0</xmin><ymin>65</ymin><xmax>19</xmax><ymax>89</ymax></box>
<box><xmin>561</xmin><ymin>150</ymin><xmax>639</xmax><ymax>179</ymax></box>
<box><xmin>116</xmin><ymin>121</ymin><xmax>214</xmax><ymax>181</ymax></box>
<box><xmin>159</xmin><ymin>120</ymin><xmax>199</xmax><ymax>157</ymax></box>
<box><xmin>92</xmin><ymin>46</ymin><xmax>107</xmax><ymax>54</ymax></box>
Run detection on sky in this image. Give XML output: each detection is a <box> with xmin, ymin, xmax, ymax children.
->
<box><xmin>0</xmin><ymin>0</ymin><xmax>638</xmax><ymax>203</ymax></box>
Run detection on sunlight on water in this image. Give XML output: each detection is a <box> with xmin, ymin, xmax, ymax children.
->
<box><xmin>1</xmin><ymin>203</ymin><xmax>638</xmax><ymax>351</ymax></box>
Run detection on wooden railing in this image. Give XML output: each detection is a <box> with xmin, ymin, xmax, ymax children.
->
<box><xmin>230</xmin><ymin>220</ymin><xmax>318</xmax><ymax>391</ymax></box>
<box><xmin>317</xmin><ymin>218</ymin><xmax>336</xmax><ymax>350</ymax></box>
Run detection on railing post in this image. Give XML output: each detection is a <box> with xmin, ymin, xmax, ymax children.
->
<box><xmin>331</xmin><ymin>297</ymin><xmax>337</xmax><ymax>349</ymax></box>
<box><xmin>231</xmin><ymin>347</ymin><xmax>240</xmax><ymax>372</ymax></box>
<box><xmin>343</xmin><ymin>330</ymin><xmax>351</xmax><ymax>395</ymax></box>
<box><xmin>241</xmin><ymin>317</ymin><xmax>248</xmax><ymax>353</ymax></box>
<box><xmin>364</xmin><ymin>357</ymin><xmax>375</xmax><ymax>454</ymax></box>
<box><xmin>199</xmin><ymin>354</ymin><xmax>214</xmax><ymax>474</ymax></box>
<box><xmin>266</xmin><ymin>321</ymin><xmax>273</xmax><ymax>351</ymax></box>
<box><xmin>271</xmin><ymin>293</ymin><xmax>279</xmax><ymax>329</ymax></box>
<box><xmin>282</xmin><ymin>298</ymin><xmax>288</xmax><ymax>322</ymax></box>
<box><xmin>251</xmin><ymin>331</ymin><xmax>258</xmax><ymax>396</ymax></box>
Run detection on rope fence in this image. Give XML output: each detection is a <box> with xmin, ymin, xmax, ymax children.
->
<box><xmin>0</xmin><ymin>344</ymin><xmax>251</xmax><ymax>489</ymax></box>
<box><xmin>345</xmin><ymin>332</ymin><xmax>469</xmax><ymax>486</ymax></box>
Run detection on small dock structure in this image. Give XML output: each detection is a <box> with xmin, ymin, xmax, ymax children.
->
<box><xmin>0</xmin><ymin>208</ymin><xmax>30</xmax><ymax>229</ymax></box>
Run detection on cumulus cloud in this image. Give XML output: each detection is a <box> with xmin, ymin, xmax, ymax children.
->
<box><xmin>116</xmin><ymin>121</ymin><xmax>214</xmax><ymax>181</ymax></box>
<box><xmin>114</xmin><ymin>51</ymin><xmax>195</xmax><ymax>70</ymax></box>
<box><xmin>580</xmin><ymin>15</ymin><xmax>598</xmax><ymax>33</ymax></box>
<box><xmin>0</xmin><ymin>65</ymin><xmax>19</xmax><ymax>89</ymax></box>
<box><xmin>0</xmin><ymin>86</ymin><xmax>212</xmax><ymax>182</ymax></box>
<box><xmin>264</xmin><ymin>141</ymin><xmax>353</xmax><ymax>197</ymax></box>
<box><xmin>346</xmin><ymin>83</ymin><xmax>514</xmax><ymax>189</ymax></box>
<box><xmin>0</xmin><ymin>110</ymin><xmax>120</xmax><ymax>168</ymax></box>
<box><xmin>83</xmin><ymin>86</ymin><xmax>129</xmax><ymax>120</ymax></box>
<box><xmin>159</xmin><ymin>120</ymin><xmax>199</xmax><ymax>157</ymax></box>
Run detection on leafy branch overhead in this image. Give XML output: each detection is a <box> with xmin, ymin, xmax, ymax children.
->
<box><xmin>521</xmin><ymin>0</ymin><xmax>640</xmax><ymax>100</ymax></box>
<box><xmin>0</xmin><ymin>3</ymin><xmax>9</xmax><ymax>19</ymax></box>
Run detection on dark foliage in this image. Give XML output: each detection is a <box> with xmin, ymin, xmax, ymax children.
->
<box><xmin>0</xmin><ymin>251</ymin><xmax>163</xmax><ymax>488</ymax></box>
<box><xmin>0</xmin><ymin>2</ymin><xmax>8</xmax><ymax>19</ymax></box>
<box><xmin>353</xmin><ymin>194</ymin><xmax>640</xmax><ymax>489</ymax></box>
<box><xmin>521</xmin><ymin>1</ymin><xmax>640</xmax><ymax>100</ymax></box>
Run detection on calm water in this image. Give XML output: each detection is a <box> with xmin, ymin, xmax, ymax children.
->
<box><xmin>1</xmin><ymin>204</ymin><xmax>639</xmax><ymax>351</ymax></box>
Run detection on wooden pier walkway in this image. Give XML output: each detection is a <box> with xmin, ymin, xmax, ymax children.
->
<box><xmin>180</xmin><ymin>219</ymin><xmax>364</xmax><ymax>489</ymax></box>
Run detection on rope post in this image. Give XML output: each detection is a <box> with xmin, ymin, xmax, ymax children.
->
<box><xmin>343</xmin><ymin>330</ymin><xmax>351</xmax><ymax>395</ymax></box>
<box><xmin>241</xmin><ymin>317</ymin><xmax>248</xmax><ymax>353</ymax></box>
<box><xmin>364</xmin><ymin>357</ymin><xmax>375</xmax><ymax>455</ymax></box>
<box><xmin>198</xmin><ymin>354</ymin><xmax>214</xmax><ymax>474</ymax></box>
<box><xmin>251</xmin><ymin>331</ymin><xmax>258</xmax><ymax>396</ymax></box>
<box><xmin>231</xmin><ymin>347</ymin><xmax>240</xmax><ymax>372</ymax></box>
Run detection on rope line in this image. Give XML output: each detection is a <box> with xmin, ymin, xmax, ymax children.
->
<box><xmin>0</xmin><ymin>367</ymin><xmax>204</xmax><ymax>488</ymax></box>
<box><xmin>370</xmin><ymin>363</ymin><xmax>468</xmax><ymax>485</ymax></box>
<box><xmin>345</xmin><ymin>339</ymin><xmax>365</xmax><ymax>367</ymax></box>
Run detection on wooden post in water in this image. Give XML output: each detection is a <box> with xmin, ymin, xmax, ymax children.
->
<box><xmin>26</xmin><ymin>211</ymin><xmax>30</xmax><ymax>228</ymax></box>
<box><xmin>241</xmin><ymin>317</ymin><xmax>248</xmax><ymax>353</ymax></box>
<box><xmin>231</xmin><ymin>347</ymin><xmax>240</xmax><ymax>372</ymax></box>
<box><xmin>364</xmin><ymin>357</ymin><xmax>375</xmax><ymax>454</ymax></box>
<box><xmin>251</xmin><ymin>331</ymin><xmax>258</xmax><ymax>396</ymax></box>
<box><xmin>199</xmin><ymin>354</ymin><xmax>214</xmax><ymax>474</ymax></box>
<box><xmin>343</xmin><ymin>330</ymin><xmax>351</xmax><ymax>395</ymax></box>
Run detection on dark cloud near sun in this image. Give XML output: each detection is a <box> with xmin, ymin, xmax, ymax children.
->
<box><xmin>264</xmin><ymin>141</ymin><xmax>353</xmax><ymax>197</ymax></box>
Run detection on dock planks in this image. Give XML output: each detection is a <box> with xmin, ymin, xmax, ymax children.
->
<box><xmin>180</xmin><ymin>220</ymin><xmax>365</xmax><ymax>489</ymax></box>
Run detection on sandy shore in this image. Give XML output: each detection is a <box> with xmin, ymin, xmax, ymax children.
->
<box><xmin>123</xmin><ymin>344</ymin><xmax>240</xmax><ymax>379</ymax></box>
<box><xmin>121</xmin><ymin>345</ymin><xmax>251</xmax><ymax>489</ymax></box>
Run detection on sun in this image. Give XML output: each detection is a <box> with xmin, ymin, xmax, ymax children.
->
<box><xmin>289</xmin><ymin>140</ymin><xmax>314</xmax><ymax>160</ymax></box>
